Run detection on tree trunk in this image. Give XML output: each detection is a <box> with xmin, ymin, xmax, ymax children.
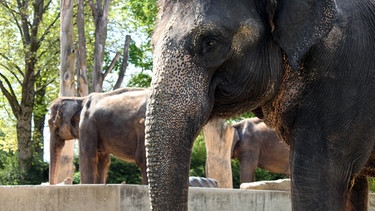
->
<box><xmin>90</xmin><ymin>0</ymin><xmax>111</xmax><ymax>92</ymax></box>
<box><xmin>17</xmin><ymin>112</ymin><xmax>33</xmax><ymax>177</ymax></box>
<box><xmin>17</xmin><ymin>0</ymin><xmax>41</xmax><ymax>182</ymax></box>
<box><xmin>203</xmin><ymin>118</ymin><xmax>234</xmax><ymax>188</ymax></box>
<box><xmin>58</xmin><ymin>0</ymin><xmax>76</xmax><ymax>183</ymax></box>
<box><xmin>113</xmin><ymin>35</ymin><xmax>131</xmax><ymax>90</ymax></box>
<box><xmin>77</xmin><ymin>0</ymin><xmax>89</xmax><ymax>97</ymax></box>
<box><xmin>18</xmin><ymin>55</ymin><xmax>35</xmax><ymax>180</ymax></box>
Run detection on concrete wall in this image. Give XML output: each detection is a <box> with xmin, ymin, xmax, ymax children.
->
<box><xmin>0</xmin><ymin>185</ymin><xmax>374</xmax><ymax>211</ymax></box>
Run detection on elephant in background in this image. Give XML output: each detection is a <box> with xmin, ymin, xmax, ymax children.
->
<box><xmin>79</xmin><ymin>89</ymin><xmax>149</xmax><ymax>184</ymax></box>
<box><xmin>231</xmin><ymin>118</ymin><xmax>289</xmax><ymax>183</ymax></box>
<box><xmin>144</xmin><ymin>0</ymin><xmax>375</xmax><ymax>210</ymax></box>
<box><xmin>47</xmin><ymin>87</ymin><xmax>145</xmax><ymax>185</ymax></box>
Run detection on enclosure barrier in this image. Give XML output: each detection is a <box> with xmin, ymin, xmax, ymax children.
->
<box><xmin>0</xmin><ymin>185</ymin><xmax>374</xmax><ymax>211</ymax></box>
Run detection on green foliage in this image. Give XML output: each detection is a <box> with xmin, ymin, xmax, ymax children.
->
<box><xmin>128</xmin><ymin>41</ymin><xmax>153</xmax><ymax>71</ymax></box>
<box><xmin>72</xmin><ymin>157</ymin><xmax>80</xmax><ymax>184</ymax></box>
<box><xmin>73</xmin><ymin>172</ymin><xmax>80</xmax><ymax>184</ymax></box>
<box><xmin>73</xmin><ymin>156</ymin><xmax>142</xmax><ymax>185</ymax></box>
<box><xmin>23</xmin><ymin>154</ymin><xmax>49</xmax><ymax>185</ymax></box>
<box><xmin>189</xmin><ymin>133</ymin><xmax>207</xmax><ymax>177</ymax></box>
<box><xmin>123</xmin><ymin>0</ymin><xmax>157</xmax><ymax>35</ymax></box>
<box><xmin>127</xmin><ymin>72</ymin><xmax>152</xmax><ymax>88</ymax></box>
<box><xmin>0</xmin><ymin>120</ymin><xmax>17</xmax><ymax>151</ymax></box>
<box><xmin>369</xmin><ymin>178</ymin><xmax>375</xmax><ymax>192</ymax></box>
<box><xmin>227</xmin><ymin>112</ymin><xmax>255</xmax><ymax>124</ymax></box>
<box><xmin>0</xmin><ymin>149</ymin><xmax>48</xmax><ymax>185</ymax></box>
<box><xmin>0</xmin><ymin>150</ymin><xmax>21</xmax><ymax>185</ymax></box>
<box><xmin>231</xmin><ymin>159</ymin><xmax>241</xmax><ymax>188</ymax></box>
<box><xmin>108</xmin><ymin>0</ymin><xmax>156</xmax><ymax>77</ymax></box>
<box><xmin>255</xmin><ymin>168</ymin><xmax>287</xmax><ymax>181</ymax></box>
<box><xmin>107</xmin><ymin>156</ymin><xmax>142</xmax><ymax>184</ymax></box>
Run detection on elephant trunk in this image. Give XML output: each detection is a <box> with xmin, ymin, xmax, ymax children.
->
<box><xmin>145</xmin><ymin>46</ymin><xmax>213</xmax><ymax>210</ymax></box>
<box><xmin>49</xmin><ymin>134</ymin><xmax>64</xmax><ymax>185</ymax></box>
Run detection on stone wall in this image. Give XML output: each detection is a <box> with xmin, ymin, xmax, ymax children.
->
<box><xmin>0</xmin><ymin>185</ymin><xmax>374</xmax><ymax>211</ymax></box>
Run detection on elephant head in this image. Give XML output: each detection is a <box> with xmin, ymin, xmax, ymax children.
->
<box><xmin>48</xmin><ymin>97</ymin><xmax>83</xmax><ymax>185</ymax></box>
<box><xmin>146</xmin><ymin>0</ymin><xmax>375</xmax><ymax>210</ymax></box>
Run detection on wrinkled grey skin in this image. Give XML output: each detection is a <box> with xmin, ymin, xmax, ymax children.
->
<box><xmin>145</xmin><ymin>0</ymin><xmax>375</xmax><ymax>210</ymax></box>
<box><xmin>48</xmin><ymin>87</ymin><xmax>145</xmax><ymax>185</ymax></box>
<box><xmin>79</xmin><ymin>89</ymin><xmax>149</xmax><ymax>184</ymax></box>
<box><xmin>231</xmin><ymin>118</ymin><xmax>289</xmax><ymax>183</ymax></box>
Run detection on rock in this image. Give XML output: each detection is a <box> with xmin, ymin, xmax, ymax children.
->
<box><xmin>240</xmin><ymin>179</ymin><xmax>290</xmax><ymax>191</ymax></box>
<box><xmin>189</xmin><ymin>176</ymin><xmax>218</xmax><ymax>188</ymax></box>
<box><xmin>41</xmin><ymin>177</ymin><xmax>73</xmax><ymax>186</ymax></box>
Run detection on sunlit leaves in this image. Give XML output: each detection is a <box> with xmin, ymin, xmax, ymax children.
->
<box><xmin>127</xmin><ymin>72</ymin><xmax>151</xmax><ymax>88</ymax></box>
<box><xmin>0</xmin><ymin>119</ymin><xmax>17</xmax><ymax>152</ymax></box>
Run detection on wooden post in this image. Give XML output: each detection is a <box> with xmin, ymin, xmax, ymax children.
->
<box><xmin>203</xmin><ymin>118</ymin><xmax>234</xmax><ymax>188</ymax></box>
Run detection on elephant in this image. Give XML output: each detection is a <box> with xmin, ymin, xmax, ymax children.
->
<box><xmin>144</xmin><ymin>0</ymin><xmax>375</xmax><ymax>210</ymax></box>
<box><xmin>231</xmin><ymin>117</ymin><xmax>289</xmax><ymax>183</ymax></box>
<box><xmin>78</xmin><ymin>89</ymin><xmax>149</xmax><ymax>184</ymax></box>
<box><xmin>47</xmin><ymin>87</ymin><xmax>146</xmax><ymax>185</ymax></box>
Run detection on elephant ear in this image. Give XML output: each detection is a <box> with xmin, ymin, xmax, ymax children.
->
<box><xmin>272</xmin><ymin>0</ymin><xmax>336</xmax><ymax>70</ymax></box>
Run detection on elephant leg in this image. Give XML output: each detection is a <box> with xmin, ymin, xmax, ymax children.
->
<box><xmin>290</xmin><ymin>128</ymin><xmax>372</xmax><ymax>211</ymax></box>
<box><xmin>97</xmin><ymin>152</ymin><xmax>110</xmax><ymax>184</ymax></box>
<box><xmin>239</xmin><ymin>153</ymin><xmax>259</xmax><ymax>183</ymax></box>
<box><xmin>290</xmin><ymin>144</ymin><xmax>348</xmax><ymax>210</ymax></box>
<box><xmin>79</xmin><ymin>125</ymin><xmax>98</xmax><ymax>184</ymax></box>
<box><xmin>135</xmin><ymin>148</ymin><xmax>148</xmax><ymax>185</ymax></box>
<box><xmin>138</xmin><ymin>163</ymin><xmax>148</xmax><ymax>185</ymax></box>
<box><xmin>347</xmin><ymin>174</ymin><xmax>368</xmax><ymax>211</ymax></box>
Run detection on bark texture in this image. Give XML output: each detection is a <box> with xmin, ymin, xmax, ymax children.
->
<box><xmin>203</xmin><ymin>118</ymin><xmax>234</xmax><ymax>188</ymax></box>
<box><xmin>77</xmin><ymin>0</ymin><xmax>89</xmax><ymax>97</ymax></box>
<box><xmin>58</xmin><ymin>0</ymin><xmax>76</xmax><ymax>183</ymax></box>
<box><xmin>89</xmin><ymin>0</ymin><xmax>111</xmax><ymax>92</ymax></box>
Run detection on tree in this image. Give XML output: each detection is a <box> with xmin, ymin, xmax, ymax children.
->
<box><xmin>89</xmin><ymin>0</ymin><xmax>111</xmax><ymax>92</ymax></box>
<box><xmin>203</xmin><ymin>119</ymin><xmax>234</xmax><ymax>188</ymax></box>
<box><xmin>0</xmin><ymin>0</ymin><xmax>60</xmax><ymax>183</ymax></box>
<box><xmin>76</xmin><ymin>0</ymin><xmax>89</xmax><ymax>97</ymax></box>
<box><xmin>58</xmin><ymin>0</ymin><xmax>77</xmax><ymax>183</ymax></box>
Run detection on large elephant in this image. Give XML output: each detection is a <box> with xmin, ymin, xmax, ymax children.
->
<box><xmin>78</xmin><ymin>89</ymin><xmax>149</xmax><ymax>184</ymax></box>
<box><xmin>145</xmin><ymin>0</ymin><xmax>375</xmax><ymax>210</ymax></box>
<box><xmin>47</xmin><ymin>87</ymin><xmax>145</xmax><ymax>185</ymax></box>
<box><xmin>231</xmin><ymin>117</ymin><xmax>289</xmax><ymax>183</ymax></box>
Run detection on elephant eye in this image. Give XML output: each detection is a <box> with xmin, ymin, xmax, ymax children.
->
<box><xmin>201</xmin><ymin>37</ymin><xmax>220</xmax><ymax>56</ymax></box>
<box><xmin>203</xmin><ymin>37</ymin><xmax>218</xmax><ymax>49</ymax></box>
<box><xmin>199</xmin><ymin>35</ymin><xmax>230</xmax><ymax>69</ymax></box>
<box><xmin>206</xmin><ymin>39</ymin><xmax>216</xmax><ymax>47</ymax></box>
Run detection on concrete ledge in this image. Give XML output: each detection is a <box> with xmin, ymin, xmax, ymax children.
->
<box><xmin>0</xmin><ymin>185</ymin><xmax>374</xmax><ymax>211</ymax></box>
